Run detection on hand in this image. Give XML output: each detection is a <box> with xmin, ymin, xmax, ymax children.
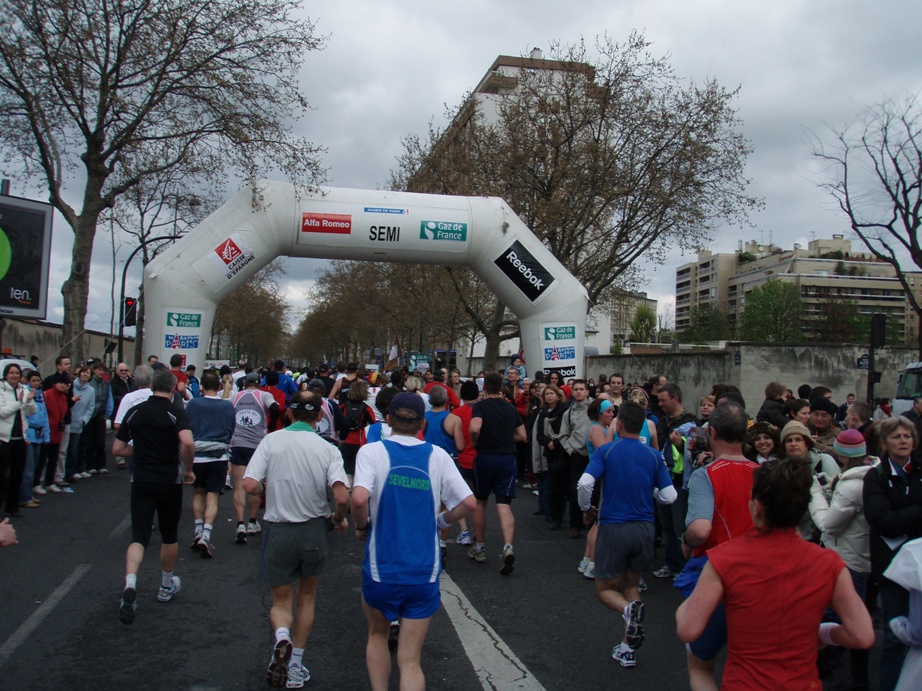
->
<box><xmin>583</xmin><ymin>506</ymin><xmax>598</xmax><ymax>526</ymax></box>
<box><xmin>183</xmin><ymin>471</ymin><xmax>196</xmax><ymax>485</ymax></box>
<box><xmin>669</xmin><ymin>430</ymin><xmax>682</xmax><ymax>445</ymax></box>
<box><xmin>681</xmin><ymin>541</ymin><xmax>693</xmax><ymax>560</ymax></box>
<box><xmin>26</xmin><ymin>388</ymin><xmax>36</xmax><ymax>400</ymax></box>
<box><xmin>332</xmin><ymin>516</ymin><xmax>348</xmax><ymax>532</ymax></box>
<box><xmin>695</xmin><ymin>451</ymin><xmax>714</xmax><ymax>467</ymax></box>
<box><xmin>0</xmin><ymin>518</ymin><xmax>18</xmax><ymax>547</ymax></box>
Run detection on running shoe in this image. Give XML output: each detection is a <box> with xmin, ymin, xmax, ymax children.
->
<box><xmin>118</xmin><ymin>587</ymin><xmax>137</xmax><ymax>625</ymax></box>
<box><xmin>638</xmin><ymin>577</ymin><xmax>649</xmax><ymax>593</ymax></box>
<box><xmin>468</xmin><ymin>546</ymin><xmax>486</xmax><ymax>563</ymax></box>
<box><xmin>455</xmin><ymin>530</ymin><xmax>472</xmax><ymax>546</ymax></box>
<box><xmin>236</xmin><ymin>524</ymin><xmax>248</xmax><ymax>544</ymax></box>
<box><xmin>197</xmin><ymin>540</ymin><xmax>214</xmax><ymax>559</ymax></box>
<box><xmin>499</xmin><ymin>545</ymin><xmax>515</xmax><ymax>575</ymax></box>
<box><xmin>267</xmin><ymin>637</ymin><xmax>293</xmax><ymax>688</ymax></box>
<box><xmin>286</xmin><ymin>663</ymin><xmax>310</xmax><ymax>689</ymax></box>
<box><xmin>612</xmin><ymin>643</ymin><xmax>636</xmax><ymax>668</ymax></box>
<box><xmin>54</xmin><ymin>480</ymin><xmax>70</xmax><ymax>488</ymax></box>
<box><xmin>578</xmin><ymin>556</ymin><xmax>590</xmax><ymax>574</ymax></box>
<box><xmin>98</xmin><ymin>468</ymin><xmax>109</xmax><ymax>475</ymax></box>
<box><xmin>61</xmin><ymin>487</ymin><xmax>75</xmax><ymax>494</ymax></box>
<box><xmin>157</xmin><ymin>575</ymin><xmax>182</xmax><ymax>602</ymax></box>
<box><xmin>582</xmin><ymin>562</ymin><xmax>595</xmax><ymax>580</ymax></box>
<box><xmin>80</xmin><ymin>471</ymin><xmax>92</xmax><ymax>478</ymax></box>
<box><xmin>88</xmin><ymin>469</ymin><xmax>98</xmax><ymax>475</ymax></box>
<box><xmin>69</xmin><ymin>474</ymin><xmax>82</xmax><ymax>483</ymax></box>
<box><xmin>33</xmin><ymin>485</ymin><xmax>47</xmax><ymax>496</ymax></box>
<box><xmin>624</xmin><ymin>600</ymin><xmax>645</xmax><ymax>650</ymax></box>
<box><xmin>46</xmin><ymin>484</ymin><xmax>62</xmax><ymax>494</ymax></box>
<box><xmin>247</xmin><ymin>520</ymin><xmax>261</xmax><ymax>535</ymax></box>
<box><xmin>116</xmin><ymin>459</ymin><xmax>126</xmax><ymax>469</ymax></box>
<box><xmin>652</xmin><ymin>565</ymin><xmax>674</xmax><ymax>579</ymax></box>
<box><xmin>191</xmin><ymin>532</ymin><xmax>203</xmax><ymax>550</ymax></box>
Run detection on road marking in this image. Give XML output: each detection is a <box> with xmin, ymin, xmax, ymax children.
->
<box><xmin>440</xmin><ymin>573</ymin><xmax>546</xmax><ymax>690</ymax></box>
<box><xmin>108</xmin><ymin>513</ymin><xmax>131</xmax><ymax>539</ymax></box>
<box><xmin>0</xmin><ymin>563</ymin><xmax>91</xmax><ymax>668</ymax></box>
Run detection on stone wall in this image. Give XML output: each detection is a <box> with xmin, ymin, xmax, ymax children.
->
<box><xmin>469</xmin><ymin>343</ymin><xmax>918</xmax><ymax>416</ymax></box>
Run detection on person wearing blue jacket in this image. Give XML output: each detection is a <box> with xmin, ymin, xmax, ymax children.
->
<box><xmin>66</xmin><ymin>366</ymin><xmax>96</xmax><ymax>482</ymax></box>
<box><xmin>21</xmin><ymin>371</ymin><xmax>49</xmax><ymax>508</ymax></box>
<box><xmin>85</xmin><ymin>361</ymin><xmax>114</xmax><ymax>474</ymax></box>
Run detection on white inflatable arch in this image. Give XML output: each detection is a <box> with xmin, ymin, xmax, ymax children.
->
<box><xmin>143</xmin><ymin>181</ymin><xmax>589</xmax><ymax>377</ymax></box>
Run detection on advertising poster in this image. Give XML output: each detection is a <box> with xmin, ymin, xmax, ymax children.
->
<box><xmin>540</xmin><ymin>322</ymin><xmax>578</xmax><ymax>379</ymax></box>
<box><xmin>0</xmin><ymin>195</ymin><xmax>53</xmax><ymax>319</ymax></box>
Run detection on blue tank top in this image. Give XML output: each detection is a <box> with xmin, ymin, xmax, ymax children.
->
<box><xmin>424</xmin><ymin>410</ymin><xmax>456</xmax><ymax>456</ymax></box>
<box><xmin>587</xmin><ymin>421</ymin><xmax>607</xmax><ymax>456</ymax></box>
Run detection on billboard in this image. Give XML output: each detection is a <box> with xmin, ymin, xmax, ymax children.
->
<box><xmin>0</xmin><ymin>194</ymin><xmax>53</xmax><ymax>319</ymax></box>
<box><xmin>540</xmin><ymin>322</ymin><xmax>579</xmax><ymax>378</ymax></box>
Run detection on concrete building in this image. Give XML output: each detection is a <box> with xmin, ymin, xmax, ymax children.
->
<box><xmin>675</xmin><ymin>235</ymin><xmax>922</xmax><ymax>343</ymax></box>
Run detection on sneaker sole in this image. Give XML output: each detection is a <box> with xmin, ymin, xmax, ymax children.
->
<box><xmin>625</xmin><ymin>601</ymin><xmax>645</xmax><ymax>650</ymax></box>
<box><xmin>285</xmin><ymin>668</ymin><xmax>310</xmax><ymax>689</ymax></box>
<box><xmin>267</xmin><ymin>639</ymin><xmax>293</xmax><ymax>688</ymax></box>
<box><xmin>613</xmin><ymin>651</ymin><xmax>636</xmax><ymax>668</ymax></box>
<box><xmin>236</xmin><ymin>534</ymin><xmax>247</xmax><ymax>544</ymax></box>
<box><xmin>468</xmin><ymin>552</ymin><xmax>486</xmax><ymax>563</ymax></box>
<box><xmin>499</xmin><ymin>552</ymin><xmax>515</xmax><ymax>575</ymax></box>
<box><xmin>197</xmin><ymin>542</ymin><xmax>214</xmax><ymax>559</ymax></box>
<box><xmin>118</xmin><ymin>588</ymin><xmax>137</xmax><ymax>625</ymax></box>
<box><xmin>157</xmin><ymin>578</ymin><xmax>181</xmax><ymax>603</ymax></box>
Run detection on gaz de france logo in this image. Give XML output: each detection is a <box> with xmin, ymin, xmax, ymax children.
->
<box><xmin>419</xmin><ymin>220</ymin><xmax>467</xmax><ymax>242</ymax></box>
<box><xmin>544</xmin><ymin>326</ymin><xmax>576</xmax><ymax>341</ymax></box>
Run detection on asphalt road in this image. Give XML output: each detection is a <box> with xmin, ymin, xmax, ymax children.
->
<box><xmin>0</xmin><ymin>448</ymin><xmax>881</xmax><ymax>690</ymax></box>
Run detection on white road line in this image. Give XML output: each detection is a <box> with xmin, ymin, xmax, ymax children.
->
<box><xmin>108</xmin><ymin>513</ymin><xmax>131</xmax><ymax>539</ymax></box>
<box><xmin>0</xmin><ymin>563</ymin><xmax>92</xmax><ymax>668</ymax></box>
<box><xmin>440</xmin><ymin>573</ymin><xmax>546</xmax><ymax>691</ymax></box>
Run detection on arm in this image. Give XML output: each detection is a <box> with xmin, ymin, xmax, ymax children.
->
<box><xmin>648</xmin><ymin>420</ymin><xmax>659</xmax><ymax>450</ymax></box>
<box><xmin>179</xmin><ymin>429</ymin><xmax>195</xmax><ymax>484</ymax></box>
<box><xmin>577</xmin><ymin>472</ymin><xmax>596</xmax><ymax>512</ymax></box>
<box><xmin>442</xmin><ymin>494</ymin><xmax>476</xmax><ymax>523</ymax></box>
<box><xmin>469</xmin><ymin>416</ymin><xmax>482</xmax><ymax>446</ymax></box>
<box><xmin>812</xmin><ymin>480</ymin><xmax>860</xmax><ymax>537</ymax></box>
<box><xmin>242</xmin><ymin>476</ymin><xmax>263</xmax><ymax>495</ymax></box>
<box><xmin>654</xmin><ymin>484</ymin><xmax>678</xmax><ymax>505</ymax></box>
<box><xmin>112</xmin><ymin>438</ymin><xmax>134</xmax><ymax>458</ymax></box>
<box><xmin>676</xmin><ymin>562</ymin><xmax>724</xmax><ymax>642</ymax></box>
<box><xmin>824</xmin><ymin>567</ymin><xmax>875</xmax><ymax>649</ymax></box>
<box><xmin>685</xmin><ymin>518</ymin><xmax>713</xmax><ymax>548</ymax></box>
<box><xmin>448</xmin><ymin>413</ymin><xmax>465</xmax><ymax>453</ymax></box>
<box><xmin>589</xmin><ymin>424</ymin><xmax>612</xmax><ymax>451</ymax></box>
<box><xmin>513</xmin><ymin>423</ymin><xmax>527</xmax><ymax>443</ymax></box>
<box><xmin>330</xmin><ymin>480</ymin><xmax>350</xmax><ymax>531</ymax></box>
<box><xmin>352</xmin><ymin>486</ymin><xmax>371</xmax><ymax>539</ymax></box>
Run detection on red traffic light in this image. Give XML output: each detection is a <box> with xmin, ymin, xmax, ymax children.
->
<box><xmin>124</xmin><ymin>297</ymin><xmax>138</xmax><ymax>326</ymax></box>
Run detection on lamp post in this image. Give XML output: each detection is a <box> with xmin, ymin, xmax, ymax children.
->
<box><xmin>117</xmin><ymin>235</ymin><xmax>181</xmax><ymax>363</ymax></box>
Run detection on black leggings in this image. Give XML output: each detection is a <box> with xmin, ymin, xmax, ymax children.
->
<box><xmin>131</xmin><ymin>482</ymin><xmax>183</xmax><ymax>547</ymax></box>
<box><xmin>1</xmin><ymin>439</ymin><xmax>28</xmax><ymax>513</ymax></box>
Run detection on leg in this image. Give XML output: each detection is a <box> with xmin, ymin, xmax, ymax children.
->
<box><xmin>160</xmin><ymin>542</ymin><xmax>179</xmax><ymax>573</ymax></box>
<box><xmin>395</xmin><ymin>616</ymin><xmax>432</xmax><ymax>691</ymax></box>
<box><xmin>270</xmin><ymin>584</ymin><xmax>295</xmax><ymax>634</ymax></box>
<box><xmin>292</xmin><ymin>576</ymin><xmax>320</xmax><ymax>648</ymax></box>
<box><xmin>586</xmin><ymin>522</ymin><xmax>598</xmax><ymax>560</ymax></box>
<box><xmin>687</xmin><ymin>652</ymin><xmax>718</xmax><ymax>691</ymax></box>
<box><xmin>231</xmin><ymin>463</ymin><xmax>247</xmax><ymax>523</ymax></box>
<box><xmin>362</xmin><ymin>597</ymin><xmax>393</xmax><ymax>691</ymax></box>
<box><xmin>568</xmin><ymin>454</ymin><xmax>588</xmax><ymax>530</ymax></box>
<box><xmin>595</xmin><ymin>576</ymin><xmax>630</xmax><ymax>614</ymax></box>
<box><xmin>6</xmin><ymin>441</ymin><xmax>26</xmax><ymax>513</ymax></box>
<box><xmin>192</xmin><ymin>487</ymin><xmax>205</xmax><ymax>521</ymax></box>
<box><xmin>496</xmin><ymin>502</ymin><xmax>515</xmax><ymax>546</ymax></box>
<box><xmin>204</xmin><ymin>491</ymin><xmax>220</xmax><ymax>526</ymax></box>
<box><xmin>125</xmin><ymin>542</ymin><xmax>145</xmax><ymax>576</ymax></box>
<box><xmin>472</xmin><ymin>498</ymin><xmax>488</xmax><ymax>544</ymax></box>
<box><xmin>55</xmin><ymin>428</ymin><xmax>70</xmax><ymax>482</ymax></box>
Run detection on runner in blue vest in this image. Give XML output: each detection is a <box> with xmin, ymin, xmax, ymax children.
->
<box><xmin>352</xmin><ymin>392</ymin><xmax>474</xmax><ymax>691</ymax></box>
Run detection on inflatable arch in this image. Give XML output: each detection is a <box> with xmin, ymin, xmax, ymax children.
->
<box><xmin>143</xmin><ymin>182</ymin><xmax>589</xmax><ymax>377</ymax></box>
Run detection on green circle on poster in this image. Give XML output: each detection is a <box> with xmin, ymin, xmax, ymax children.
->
<box><xmin>0</xmin><ymin>228</ymin><xmax>10</xmax><ymax>282</ymax></box>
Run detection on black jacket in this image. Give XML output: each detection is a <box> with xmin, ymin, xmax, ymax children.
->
<box><xmin>756</xmin><ymin>398</ymin><xmax>789</xmax><ymax>429</ymax></box>
<box><xmin>863</xmin><ymin>454</ymin><xmax>922</xmax><ymax>578</ymax></box>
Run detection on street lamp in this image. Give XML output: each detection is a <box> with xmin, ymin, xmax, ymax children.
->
<box><xmin>117</xmin><ymin>235</ymin><xmax>181</xmax><ymax>363</ymax></box>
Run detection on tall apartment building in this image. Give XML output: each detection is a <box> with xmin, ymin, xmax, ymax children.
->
<box><xmin>675</xmin><ymin>235</ymin><xmax>922</xmax><ymax>342</ymax></box>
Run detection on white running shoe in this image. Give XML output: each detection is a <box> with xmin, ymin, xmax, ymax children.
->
<box><xmin>612</xmin><ymin>643</ymin><xmax>636</xmax><ymax>668</ymax></box>
<box><xmin>578</xmin><ymin>556</ymin><xmax>590</xmax><ymax>574</ymax></box>
<box><xmin>157</xmin><ymin>575</ymin><xmax>182</xmax><ymax>602</ymax></box>
<box><xmin>286</xmin><ymin>663</ymin><xmax>310</xmax><ymax>689</ymax></box>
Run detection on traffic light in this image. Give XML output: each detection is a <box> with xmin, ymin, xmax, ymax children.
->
<box><xmin>124</xmin><ymin>297</ymin><xmax>138</xmax><ymax>327</ymax></box>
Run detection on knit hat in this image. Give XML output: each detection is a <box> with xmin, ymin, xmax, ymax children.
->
<box><xmin>810</xmin><ymin>396</ymin><xmax>838</xmax><ymax>416</ymax></box>
<box><xmin>834</xmin><ymin>428</ymin><xmax>867</xmax><ymax>458</ymax></box>
<box><xmin>460</xmin><ymin>380</ymin><xmax>479</xmax><ymax>401</ymax></box>
<box><xmin>746</xmin><ymin>421</ymin><xmax>780</xmax><ymax>449</ymax></box>
<box><xmin>780</xmin><ymin>420</ymin><xmax>814</xmax><ymax>447</ymax></box>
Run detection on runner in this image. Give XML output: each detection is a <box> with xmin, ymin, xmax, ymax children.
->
<box><xmin>112</xmin><ymin>368</ymin><xmax>195</xmax><ymax>624</ymax></box>
<box><xmin>242</xmin><ymin>390</ymin><xmax>350</xmax><ymax>689</ymax></box>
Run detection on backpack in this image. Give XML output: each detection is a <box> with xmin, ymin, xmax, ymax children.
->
<box><xmin>343</xmin><ymin>400</ymin><xmax>367</xmax><ymax>432</ymax></box>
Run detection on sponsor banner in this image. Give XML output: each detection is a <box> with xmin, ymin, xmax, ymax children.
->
<box><xmin>212</xmin><ymin>234</ymin><xmax>256</xmax><ymax>281</ymax></box>
<box><xmin>543</xmin><ymin>365</ymin><xmax>577</xmax><ymax>379</ymax></box>
<box><xmin>419</xmin><ymin>220</ymin><xmax>467</xmax><ymax>242</ymax></box>
<box><xmin>544</xmin><ymin>345</ymin><xmax>576</xmax><ymax>361</ymax></box>
<box><xmin>0</xmin><ymin>195</ymin><xmax>53</xmax><ymax>319</ymax></box>
<box><xmin>302</xmin><ymin>212</ymin><xmax>352</xmax><ymax>234</ymax></box>
<box><xmin>165</xmin><ymin>334</ymin><xmax>200</xmax><ymax>349</ymax></box>
<box><xmin>539</xmin><ymin>321</ymin><xmax>579</xmax><ymax>375</ymax></box>
<box><xmin>166</xmin><ymin>311</ymin><xmax>202</xmax><ymax>328</ymax></box>
<box><xmin>364</xmin><ymin>206</ymin><xmax>409</xmax><ymax>215</ymax></box>
<box><xmin>494</xmin><ymin>240</ymin><xmax>555</xmax><ymax>302</ymax></box>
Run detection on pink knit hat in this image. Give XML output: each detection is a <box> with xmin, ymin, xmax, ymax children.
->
<box><xmin>834</xmin><ymin>428</ymin><xmax>867</xmax><ymax>458</ymax></box>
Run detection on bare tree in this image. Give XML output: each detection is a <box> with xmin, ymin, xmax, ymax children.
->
<box><xmin>0</xmin><ymin>0</ymin><xmax>324</xmax><ymax>362</ymax></box>
<box><xmin>813</xmin><ymin>95</ymin><xmax>922</xmax><ymax>355</ymax></box>
<box><xmin>391</xmin><ymin>34</ymin><xmax>760</xmax><ymax>366</ymax></box>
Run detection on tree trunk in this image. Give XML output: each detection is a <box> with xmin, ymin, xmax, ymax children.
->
<box><xmin>61</xmin><ymin>213</ymin><xmax>100</xmax><ymax>364</ymax></box>
<box><xmin>480</xmin><ymin>299</ymin><xmax>510</xmax><ymax>372</ymax></box>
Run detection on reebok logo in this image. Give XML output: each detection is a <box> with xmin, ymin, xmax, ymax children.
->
<box><xmin>493</xmin><ymin>240</ymin><xmax>555</xmax><ymax>302</ymax></box>
<box><xmin>505</xmin><ymin>250</ymin><xmax>545</xmax><ymax>290</ymax></box>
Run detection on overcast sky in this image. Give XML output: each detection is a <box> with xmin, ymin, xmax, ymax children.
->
<box><xmin>25</xmin><ymin>0</ymin><xmax>922</xmax><ymax>337</ymax></box>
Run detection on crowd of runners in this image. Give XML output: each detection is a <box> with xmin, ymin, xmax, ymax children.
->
<box><xmin>3</xmin><ymin>354</ymin><xmax>922</xmax><ymax>690</ymax></box>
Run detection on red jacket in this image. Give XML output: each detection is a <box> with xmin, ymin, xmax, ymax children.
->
<box><xmin>45</xmin><ymin>386</ymin><xmax>70</xmax><ymax>445</ymax></box>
